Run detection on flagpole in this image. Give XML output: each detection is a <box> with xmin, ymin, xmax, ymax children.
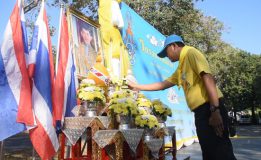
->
<box><xmin>55</xmin><ymin>2</ymin><xmax>64</xmax><ymax>75</ymax></box>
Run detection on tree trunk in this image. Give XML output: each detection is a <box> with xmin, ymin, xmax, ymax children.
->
<box><xmin>233</xmin><ymin>109</ymin><xmax>237</xmax><ymax>124</ymax></box>
<box><xmin>251</xmin><ymin>105</ymin><xmax>257</xmax><ymax>124</ymax></box>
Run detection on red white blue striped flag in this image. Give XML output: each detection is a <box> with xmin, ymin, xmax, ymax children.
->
<box><xmin>28</xmin><ymin>1</ymin><xmax>59</xmax><ymax>159</ymax></box>
<box><xmin>0</xmin><ymin>0</ymin><xmax>34</xmax><ymax>141</ymax></box>
<box><xmin>54</xmin><ymin>7</ymin><xmax>77</xmax><ymax>124</ymax></box>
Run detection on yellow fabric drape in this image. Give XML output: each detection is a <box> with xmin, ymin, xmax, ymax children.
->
<box><xmin>98</xmin><ymin>0</ymin><xmax>129</xmax><ymax>78</ymax></box>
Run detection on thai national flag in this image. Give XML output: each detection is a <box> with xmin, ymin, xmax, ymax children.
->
<box><xmin>28</xmin><ymin>1</ymin><xmax>59</xmax><ymax>159</ymax></box>
<box><xmin>54</xmin><ymin>8</ymin><xmax>77</xmax><ymax>124</ymax></box>
<box><xmin>0</xmin><ymin>0</ymin><xmax>34</xmax><ymax>141</ymax></box>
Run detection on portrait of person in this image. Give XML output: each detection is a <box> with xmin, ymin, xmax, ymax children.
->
<box><xmin>71</xmin><ymin>15</ymin><xmax>100</xmax><ymax>77</ymax></box>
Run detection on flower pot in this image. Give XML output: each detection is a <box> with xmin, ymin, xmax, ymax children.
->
<box><xmin>158</xmin><ymin>122</ymin><xmax>166</xmax><ymax>128</ymax></box>
<box><xmin>119</xmin><ymin>123</ymin><xmax>130</xmax><ymax>130</ymax></box>
<box><xmin>156</xmin><ymin>116</ymin><xmax>164</xmax><ymax>123</ymax></box>
<box><xmin>156</xmin><ymin>116</ymin><xmax>166</xmax><ymax>128</ymax></box>
<box><xmin>144</xmin><ymin>128</ymin><xmax>154</xmax><ymax>141</ymax></box>
<box><xmin>82</xmin><ymin>101</ymin><xmax>97</xmax><ymax>117</ymax></box>
<box><xmin>117</xmin><ymin>114</ymin><xmax>131</xmax><ymax>130</ymax></box>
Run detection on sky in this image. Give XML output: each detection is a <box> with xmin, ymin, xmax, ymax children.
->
<box><xmin>195</xmin><ymin>0</ymin><xmax>261</xmax><ymax>55</ymax></box>
<box><xmin>0</xmin><ymin>0</ymin><xmax>60</xmax><ymax>47</ymax></box>
<box><xmin>0</xmin><ymin>0</ymin><xmax>261</xmax><ymax>55</ymax></box>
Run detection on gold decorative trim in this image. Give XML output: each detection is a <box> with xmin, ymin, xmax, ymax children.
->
<box><xmin>68</xmin><ymin>7</ymin><xmax>100</xmax><ymax>28</ymax></box>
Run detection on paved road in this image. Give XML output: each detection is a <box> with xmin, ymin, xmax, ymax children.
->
<box><xmin>175</xmin><ymin>125</ymin><xmax>261</xmax><ymax>160</ymax></box>
<box><xmin>1</xmin><ymin>125</ymin><xmax>261</xmax><ymax>159</ymax></box>
<box><xmin>0</xmin><ymin>132</ymin><xmax>38</xmax><ymax>160</ymax></box>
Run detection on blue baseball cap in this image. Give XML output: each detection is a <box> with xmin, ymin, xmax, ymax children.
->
<box><xmin>157</xmin><ymin>34</ymin><xmax>184</xmax><ymax>58</ymax></box>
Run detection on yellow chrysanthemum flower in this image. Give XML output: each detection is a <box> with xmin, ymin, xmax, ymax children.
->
<box><xmin>137</xmin><ymin>98</ymin><xmax>152</xmax><ymax>108</ymax></box>
<box><xmin>77</xmin><ymin>79</ymin><xmax>106</xmax><ymax>104</ymax></box>
<box><xmin>151</xmin><ymin>99</ymin><xmax>172</xmax><ymax>122</ymax></box>
<box><xmin>134</xmin><ymin>115</ymin><xmax>159</xmax><ymax>129</ymax></box>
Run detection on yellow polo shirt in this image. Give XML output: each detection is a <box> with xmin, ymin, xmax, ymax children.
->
<box><xmin>166</xmin><ymin>46</ymin><xmax>223</xmax><ymax>110</ymax></box>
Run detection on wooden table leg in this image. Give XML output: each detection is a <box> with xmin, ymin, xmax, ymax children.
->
<box><xmin>59</xmin><ymin>133</ymin><xmax>65</xmax><ymax>160</ymax></box>
<box><xmin>97</xmin><ymin>146</ymin><xmax>102</xmax><ymax>160</ymax></box>
<box><xmin>87</xmin><ymin>128</ymin><xmax>92</xmax><ymax>159</ymax></box>
<box><xmin>71</xmin><ymin>143</ymin><xmax>76</xmax><ymax>160</ymax></box>
<box><xmin>115</xmin><ymin>137</ymin><xmax>123</xmax><ymax>160</ymax></box>
<box><xmin>71</xmin><ymin>138</ymin><xmax>81</xmax><ymax>160</ymax></box>
<box><xmin>159</xmin><ymin>146</ymin><xmax>164</xmax><ymax>160</ymax></box>
<box><xmin>76</xmin><ymin>138</ymin><xmax>81</xmax><ymax>157</ymax></box>
<box><xmin>159</xmin><ymin>138</ymin><xmax>165</xmax><ymax>160</ymax></box>
<box><xmin>136</xmin><ymin>140</ymin><xmax>143</xmax><ymax>160</ymax></box>
<box><xmin>172</xmin><ymin>130</ymin><xmax>177</xmax><ymax>160</ymax></box>
<box><xmin>143</xmin><ymin>140</ymin><xmax>149</xmax><ymax>160</ymax></box>
<box><xmin>91</xmin><ymin>123</ymin><xmax>99</xmax><ymax>160</ymax></box>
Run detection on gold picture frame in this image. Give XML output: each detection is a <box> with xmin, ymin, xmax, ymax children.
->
<box><xmin>67</xmin><ymin>7</ymin><xmax>102</xmax><ymax>78</ymax></box>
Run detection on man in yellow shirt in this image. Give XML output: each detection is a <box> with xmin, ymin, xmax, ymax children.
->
<box><xmin>128</xmin><ymin>34</ymin><xmax>236</xmax><ymax>160</ymax></box>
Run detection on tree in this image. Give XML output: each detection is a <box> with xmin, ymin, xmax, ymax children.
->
<box><xmin>124</xmin><ymin>0</ymin><xmax>224</xmax><ymax>54</ymax></box>
<box><xmin>209</xmin><ymin>48</ymin><xmax>261</xmax><ymax>123</ymax></box>
<box><xmin>254</xmin><ymin>64</ymin><xmax>261</xmax><ymax>106</ymax></box>
<box><xmin>52</xmin><ymin>0</ymin><xmax>99</xmax><ymax>20</ymax></box>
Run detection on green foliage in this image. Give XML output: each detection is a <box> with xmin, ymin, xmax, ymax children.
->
<box><xmin>208</xmin><ymin>47</ymin><xmax>261</xmax><ymax>111</ymax></box>
<box><xmin>123</xmin><ymin>0</ymin><xmax>261</xmax><ymax>112</ymax></box>
<box><xmin>52</xmin><ymin>0</ymin><xmax>98</xmax><ymax>20</ymax></box>
<box><xmin>124</xmin><ymin>0</ymin><xmax>224</xmax><ymax>54</ymax></box>
<box><xmin>253</xmin><ymin>64</ymin><xmax>261</xmax><ymax>106</ymax></box>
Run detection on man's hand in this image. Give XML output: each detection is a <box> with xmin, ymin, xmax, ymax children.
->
<box><xmin>127</xmin><ymin>80</ymin><xmax>174</xmax><ymax>91</ymax></box>
<box><xmin>209</xmin><ymin>110</ymin><xmax>224</xmax><ymax>137</ymax></box>
<box><xmin>127</xmin><ymin>80</ymin><xmax>140</xmax><ymax>91</ymax></box>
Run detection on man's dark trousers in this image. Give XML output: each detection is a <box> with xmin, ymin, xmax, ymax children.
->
<box><xmin>193</xmin><ymin>99</ymin><xmax>237</xmax><ymax>160</ymax></box>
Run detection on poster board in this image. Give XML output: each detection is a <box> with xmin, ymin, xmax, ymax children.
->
<box><xmin>120</xmin><ymin>2</ymin><xmax>197</xmax><ymax>148</ymax></box>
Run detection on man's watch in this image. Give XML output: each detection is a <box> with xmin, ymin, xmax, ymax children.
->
<box><xmin>210</xmin><ymin>105</ymin><xmax>220</xmax><ymax>113</ymax></box>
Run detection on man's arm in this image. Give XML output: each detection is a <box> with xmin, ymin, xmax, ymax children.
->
<box><xmin>201</xmin><ymin>72</ymin><xmax>224</xmax><ymax>137</ymax></box>
<box><xmin>128</xmin><ymin>80</ymin><xmax>174</xmax><ymax>91</ymax></box>
<box><xmin>201</xmin><ymin>72</ymin><xmax>219</xmax><ymax>107</ymax></box>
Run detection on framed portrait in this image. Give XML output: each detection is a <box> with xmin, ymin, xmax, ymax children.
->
<box><xmin>68</xmin><ymin>7</ymin><xmax>102</xmax><ymax>78</ymax></box>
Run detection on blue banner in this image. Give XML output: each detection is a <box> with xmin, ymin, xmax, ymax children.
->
<box><xmin>120</xmin><ymin>2</ymin><xmax>197</xmax><ymax>148</ymax></box>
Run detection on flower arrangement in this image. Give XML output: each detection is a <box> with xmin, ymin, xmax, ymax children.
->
<box><xmin>137</xmin><ymin>94</ymin><xmax>152</xmax><ymax>107</ymax></box>
<box><xmin>137</xmin><ymin>97</ymin><xmax>153</xmax><ymax>108</ymax></box>
<box><xmin>135</xmin><ymin>115</ymin><xmax>159</xmax><ymax>129</ymax></box>
<box><xmin>108</xmin><ymin>90</ymin><xmax>138</xmax><ymax>116</ymax></box>
<box><xmin>137</xmin><ymin>107</ymin><xmax>150</xmax><ymax>115</ymax></box>
<box><xmin>77</xmin><ymin>79</ymin><xmax>106</xmax><ymax>104</ymax></box>
<box><xmin>152</xmin><ymin>99</ymin><xmax>172</xmax><ymax>122</ymax></box>
<box><xmin>109</xmin><ymin>76</ymin><xmax>127</xmax><ymax>90</ymax></box>
<box><xmin>79</xmin><ymin>78</ymin><xmax>95</xmax><ymax>87</ymax></box>
<box><xmin>136</xmin><ymin>94</ymin><xmax>153</xmax><ymax>115</ymax></box>
<box><xmin>108</xmin><ymin>76</ymin><xmax>130</xmax><ymax>98</ymax></box>
<box><xmin>109</xmin><ymin>90</ymin><xmax>134</xmax><ymax>99</ymax></box>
